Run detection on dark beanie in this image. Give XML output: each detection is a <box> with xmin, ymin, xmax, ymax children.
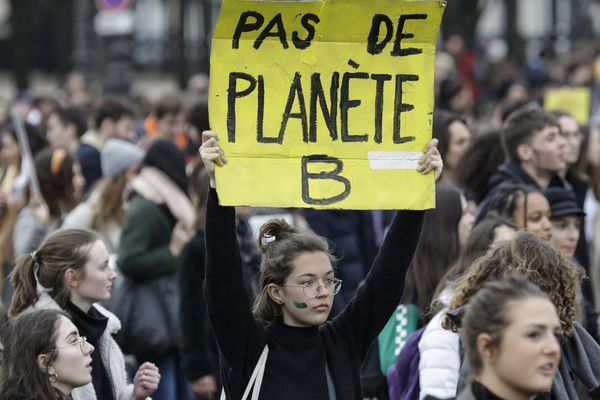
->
<box><xmin>544</xmin><ymin>187</ymin><xmax>585</xmax><ymax>219</ymax></box>
<box><xmin>143</xmin><ymin>139</ymin><xmax>187</xmax><ymax>193</ymax></box>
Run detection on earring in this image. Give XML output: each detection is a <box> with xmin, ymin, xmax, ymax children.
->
<box><xmin>49</xmin><ymin>372</ymin><xmax>58</xmax><ymax>383</ymax></box>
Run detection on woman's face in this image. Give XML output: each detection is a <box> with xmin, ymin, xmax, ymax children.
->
<box><xmin>550</xmin><ymin>216</ymin><xmax>581</xmax><ymax>258</ymax></box>
<box><xmin>512</xmin><ymin>192</ymin><xmax>552</xmax><ymax>241</ymax></box>
<box><xmin>557</xmin><ymin>116</ymin><xmax>581</xmax><ymax>165</ymax></box>
<box><xmin>277</xmin><ymin>251</ymin><xmax>336</xmax><ymax>327</ymax></box>
<box><xmin>69</xmin><ymin>240</ymin><xmax>116</xmax><ymax>307</ymax></box>
<box><xmin>1</xmin><ymin>134</ymin><xmax>20</xmax><ymax>166</ymax></box>
<box><xmin>46</xmin><ymin>316</ymin><xmax>94</xmax><ymax>395</ymax></box>
<box><xmin>482</xmin><ymin>297</ymin><xmax>561</xmax><ymax>399</ymax></box>
<box><xmin>445</xmin><ymin>121</ymin><xmax>471</xmax><ymax>171</ymax></box>
<box><xmin>71</xmin><ymin>163</ymin><xmax>85</xmax><ymax>203</ymax></box>
<box><xmin>458</xmin><ymin>194</ymin><xmax>475</xmax><ymax>247</ymax></box>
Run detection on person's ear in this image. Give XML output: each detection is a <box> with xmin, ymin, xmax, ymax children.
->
<box><xmin>37</xmin><ymin>353</ymin><xmax>52</xmax><ymax>374</ymax></box>
<box><xmin>64</xmin><ymin>268</ymin><xmax>79</xmax><ymax>288</ymax></box>
<box><xmin>476</xmin><ymin>333</ymin><xmax>498</xmax><ymax>364</ymax></box>
<box><xmin>516</xmin><ymin>143</ymin><xmax>533</xmax><ymax>162</ymax></box>
<box><xmin>266</xmin><ymin>283</ymin><xmax>284</xmax><ymax>305</ymax></box>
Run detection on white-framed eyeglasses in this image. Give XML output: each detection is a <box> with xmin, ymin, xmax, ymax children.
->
<box><xmin>283</xmin><ymin>278</ymin><xmax>342</xmax><ymax>299</ymax></box>
<box><xmin>51</xmin><ymin>336</ymin><xmax>88</xmax><ymax>355</ymax></box>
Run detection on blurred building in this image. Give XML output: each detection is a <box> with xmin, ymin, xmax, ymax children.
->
<box><xmin>0</xmin><ymin>0</ymin><xmax>597</xmax><ymax>94</ymax></box>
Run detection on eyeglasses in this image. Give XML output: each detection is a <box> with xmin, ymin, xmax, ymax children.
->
<box><xmin>51</xmin><ymin>336</ymin><xmax>88</xmax><ymax>355</ymax></box>
<box><xmin>283</xmin><ymin>278</ymin><xmax>342</xmax><ymax>299</ymax></box>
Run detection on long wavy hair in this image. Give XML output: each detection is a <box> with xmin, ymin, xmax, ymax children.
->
<box><xmin>443</xmin><ymin>232</ymin><xmax>583</xmax><ymax>337</ymax></box>
<box><xmin>0</xmin><ymin>309</ymin><xmax>72</xmax><ymax>400</ymax></box>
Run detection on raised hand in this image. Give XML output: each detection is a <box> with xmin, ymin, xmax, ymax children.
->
<box><xmin>200</xmin><ymin>131</ymin><xmax>227</xmax><ymax>189</ymax></box>
<box><xmin>417</xmin><ymin>138</ymin><xmax>443</xmax><ymax>181</ymax></box>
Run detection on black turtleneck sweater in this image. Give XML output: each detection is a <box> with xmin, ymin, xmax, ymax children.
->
<box><xmin>205</xmin><ymin>188</ymin><xmax>424</xmax><ymax>399</ymax></box>
<box><xmin>470</xmin><ymin>381</ymin><xmax>505</xmax><ymax>400</ymax></box>
<box><xmin>66</xmin><ymin>301</ymin><xmax>115</xmax><ymax>400</ymax></box>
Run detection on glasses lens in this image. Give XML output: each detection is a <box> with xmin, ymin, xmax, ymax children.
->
<box><xmin>333</xmin><ymin>280</ymin><xmax>342</xmax><ymax>295</ymax></box>
<box><xmin>303</xmin><ymin>280</ymin><xmax>342</xmax><ymax>298</ymax></box>
<box><xmin>303</xmin><ymin>284</ymin><xmax>318</xmax><ymax>299</ymax></box>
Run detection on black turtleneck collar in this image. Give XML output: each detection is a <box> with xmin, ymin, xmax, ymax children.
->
<box><xmin>65</xmin><ymin>301</ymin><xmax>108</xmax><ymax>343</ymax></box>
<box><xmin>471</xmin><ymin>380</ymin><xmax>507</xmax><ymax>400</ymax></box>
<box><xmin>266</xmin><ymin>320</ymin><xmax>321</xmax><ymax>350</ymax></box>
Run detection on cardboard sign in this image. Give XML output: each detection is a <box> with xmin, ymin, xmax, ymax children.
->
<box><xmin>209</xmin><ymin>0</ymin><xmax>445</xmax><ymax>209</ymax></box>
<box><xmin>544</xmin><ymin>87</ymin><xmax>591</xmax><ymax>125</ymax></box>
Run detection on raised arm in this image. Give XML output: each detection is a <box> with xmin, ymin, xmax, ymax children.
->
<box><xmin>201</xmin><ymin>132</ymin><xmax>262</xmax><ymax>366</ymax></box>
<box><xmin>330</xmin><ymin>139</ymin><xmax>442</xmax><ymax>360</ymax></box>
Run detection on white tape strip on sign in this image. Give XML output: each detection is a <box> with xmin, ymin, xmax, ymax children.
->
<box><xmin>367</xmin><ymin>151</ymin><xmax>422</xmax><ymax>170</ymax></box>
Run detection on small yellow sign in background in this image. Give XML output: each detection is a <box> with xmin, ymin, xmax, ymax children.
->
<box><xmin>209</xmin><ymin>0</ymin><xmax>445</xmax><ymax>209</ymax></box>
<box><xmin>544</xmin><ymin>87</ymin><xmax>591</xmax><ymax>125</ymax></box>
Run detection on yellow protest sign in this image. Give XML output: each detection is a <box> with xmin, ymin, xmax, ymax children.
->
<box><xmin>209</xmin><ymin>0</ymin><xmax>445</xmax><ymax>209</ymax></box>
<box><xmin>544</xmin><ymin>87</ymin><xmax>591</xmax><ymax>125</ymax></box>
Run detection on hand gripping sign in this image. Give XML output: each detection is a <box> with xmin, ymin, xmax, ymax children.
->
<box><xmin>209</xmin><ymin>0</ymin><xmax>445</xmax><ymax>210</ymax></box>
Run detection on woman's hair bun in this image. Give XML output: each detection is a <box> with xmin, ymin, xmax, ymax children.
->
<box><xmin>258</xmin><ymin>219</ymin><xmax>298</xmax><ymax>253</ymax></box>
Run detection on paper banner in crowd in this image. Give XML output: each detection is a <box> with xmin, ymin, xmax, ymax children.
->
<box><xmin>544</xmin><ymin>87</ymin><xmax>591</xmax><ymax>125</ymax></box>
<box><xmin>209</xmin><ymin>0</ymin><xmax>445</xmax><ymax>209</ymax></box>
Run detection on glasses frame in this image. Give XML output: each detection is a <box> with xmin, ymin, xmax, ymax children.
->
<box><xmin>50</xmin><ymin>336</ymin><xmax>88</xmax><ymax>355</ymax></box>
<box><xmin>282</xmin><ymin>278</ymin><xmax>343</xmax><ymax>299</ymax></box>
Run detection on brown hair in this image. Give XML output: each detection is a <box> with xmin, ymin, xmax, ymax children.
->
<box><xmin>501</xmin><ymin>105</ymin><xmax>559</xmax><ymax>162</ymax></box>
<box><xmin>188</xmin><ymin>162</ymin><xmax>210</xmax><ymax>232</ymax></box>
<box><xmin>0</xmin><ymin>309</ymin><xmax>72</xmax><ymax>400</ymax></box>
<box><xmin>9</xmin><ymin>229</ymin><xmax>98</xmax><ymax>316</ymax></box>
<box><xmin>35</xmin><ymin>147</ymin><xmax>78</xmax><ymax>218</ymax></box>
<box><xmin>461</xmin><ymin>275</ymin><xmax>552</xmax><ymax>375</ymax></box>
<box><xmin>402</xmin><ymin>184</ymin><xmax>463</xmax><ymax>321</ymax></box>
<box><xmin>430</xmin><ymin>215</ymin><xmax>518</xmax><ymax>315</ymax></box>
<box><xmin>93</xmin><ymin>172</ymin><xmax>129</xmax><ymax>229</ymax></box>
<box><xmin>443</xmin><ymin>232</ymin><xmax>583</xmax><ymax>337</ymax></box>
<box><xmin>252</xmin><ymin>219</ymin><xmax>335</xmax><ymax>321</ymax></box>
<box><xmin>155</xmin><ymin>95</ymin><xmax>183</xmax><ymax>119</ymax></box>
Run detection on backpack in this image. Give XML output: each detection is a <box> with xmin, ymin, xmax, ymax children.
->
<box><xmin>387</xmin><ymin>326</ymin><xmax>426</xmax><ymax>400</ymax></box>
<box><xmin>378</xmin><ymin>303</ymin><xmax>420</xmax><ymax>374</ymax></box>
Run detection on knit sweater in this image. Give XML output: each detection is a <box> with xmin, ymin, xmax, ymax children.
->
<box><xmin>205</xmin><ymin>189</ymin><xmax>424</xmax><ymax>399</ymax></box>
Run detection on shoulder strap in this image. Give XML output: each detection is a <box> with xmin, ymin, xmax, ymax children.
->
<box><xmin>325</xmin><ymin>362</ymin><xmax>337</xmax><ymax>400</ymax></box>
<box><xmin>220</xmin><ymin>345</ymin><xmax>270</xmax><ymax>400</ymax></box>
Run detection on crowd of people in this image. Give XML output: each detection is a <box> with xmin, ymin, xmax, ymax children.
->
<box><xmin>0</xmin><ymin>26</ymin><xmax>599</xmax><ymax>400</ymax></box>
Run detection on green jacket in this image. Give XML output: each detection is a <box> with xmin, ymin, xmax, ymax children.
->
<box><xmin>118</xmin><ymin>195</ymin><xmax>177</xmax><ymax>280</ymax></box>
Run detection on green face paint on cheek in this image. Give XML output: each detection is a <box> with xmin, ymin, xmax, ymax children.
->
<box><xmin>293</xmin><ymin>301</ymin><xmax>308</xmax><ymax>309</ymax></box>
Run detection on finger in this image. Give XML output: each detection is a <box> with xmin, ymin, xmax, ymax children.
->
<box><xmin>418</xmin><ymin>155</ymin><xmax>441</xmax><ymax>174</ymax></box>
<box><xmin>425</xmin><ymin>138</ymin><xmax>438</xmax><ymax>151</ymax></box>
<box><xmin>201</xmin><ymin>147</ymin><xmax>226</xmax><ymax>165</ymax></box>
<box><xmin>202</xmin><ymin>130</ymin><xmax>218</xmax><ymax>144</ymax></box>
<box><xmin>419</xmin><ymin>146</ymin><xmax>439</xmax><ymax>164</ymax></box>
<box><xmin>201</xmin><ymin>153</ymin><xmax>221</xmax><ymax>164</ymax></box>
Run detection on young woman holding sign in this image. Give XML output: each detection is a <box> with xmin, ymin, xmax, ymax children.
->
<box><xmin>200</xmin><ymin>130</ymin><xmax>442</xmax><ymax>399</ymax></box>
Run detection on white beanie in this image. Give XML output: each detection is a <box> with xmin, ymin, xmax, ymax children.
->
<box><xmin>101</xmin><ymin>139</ymin><xmax>145</xmax><ymax>179</ymax></box>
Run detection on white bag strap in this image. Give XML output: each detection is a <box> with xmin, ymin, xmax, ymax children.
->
<box><xmin>220</xmin><ymin>345</ymin><xmax>269</xmax><ymax>400</ymax></box>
